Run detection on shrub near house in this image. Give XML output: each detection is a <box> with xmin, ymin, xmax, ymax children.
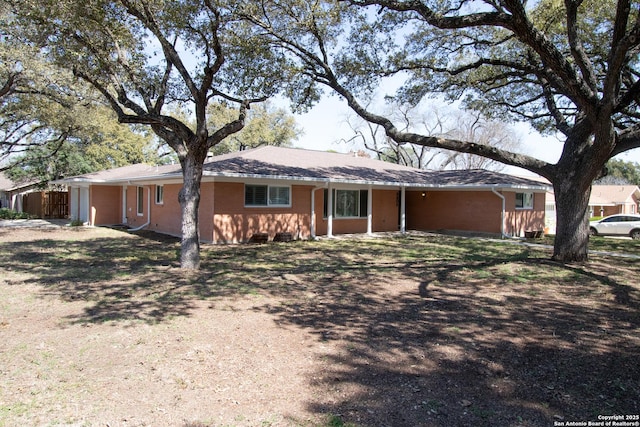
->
<box><xmin>0</xmin><ymin>208</ymin><xmax>30</xmax><ymax>220</ymax></box>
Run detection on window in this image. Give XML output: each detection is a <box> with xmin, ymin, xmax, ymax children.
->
<box><xmin>137</xmin><ymin>186</ymin><xmax>144</xmax><ymax>215</ymax></box>
<box><xmin>269</xmin><ymin>186</ymin><xmax>290</xmax><ymax>206</ymax></box>
<box><xmin>323</xmin><ymin>189</ymin><xmax>368</xmax><ymax>218</ymax></box>
<box><xmin>515</xmin><ymin>192</ymin><xmax>534</xmax><ymax>210</ymax></box>
<box><xmin>155</xmin><ymin>185</ymin><xmax>164</xmax><ymax>205</ymax></box>
<box><xmin>245</xmin><ymin>185</ymin><xmax>290</xmax><ymax>207</ymax></box>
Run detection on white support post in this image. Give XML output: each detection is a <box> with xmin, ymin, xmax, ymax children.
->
<box><xmin>327</xmin><ymin>183</ymin><xmax>333</xmax><ymax>238</ymax></box>
<box><xmin>400</xmin><ymin>186</ymin><xmax>406</xmax><ymax>234</ymax></box>
<box><xmin>367</xmin><ymin>185</ymin><xmax>373</xmax><ymax>235</ymax></box>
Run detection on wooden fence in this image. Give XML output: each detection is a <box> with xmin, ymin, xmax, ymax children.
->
<box><xmin>22</xmin><ymin>191</ymin><xmax>69</xmax><ymax>219</ymax></box>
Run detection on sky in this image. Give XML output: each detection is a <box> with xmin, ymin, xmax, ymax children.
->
<box><xmin>287</xmin><ymin>94</ymin><xmax>640</xmax><ymax>177</ymax></box>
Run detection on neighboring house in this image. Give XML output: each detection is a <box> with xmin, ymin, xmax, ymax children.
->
<box><xmin>53</xmin><ymin>146</ymin><xmax>550</xmax><ymax>242</ymax></box>
<box><xmin>537</xmin><ymin>183</ymin><xmax>640</xmax><ymax>234</ymax></box>
<box><xmin>0</xmin><ymin>172</ymin><xmax>40</xmax><ymax>212</ymax></box>
<box><xmin>589</xmin><ymin>185</ymin><xmax>640</xmax><ymax>217</ymax></box>
<box><xmin>0</xmin><ymin>173</ymin><xmax>11</xmax><ymax>209</ymax></box>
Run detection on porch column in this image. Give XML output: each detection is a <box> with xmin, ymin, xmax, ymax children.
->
<box><xmin>367</xmin><ymin>185</ymin><xmax>373</xmax><ymax>235</ymax></box>
<box><xmin>400</xmin><ymin>186</ymin><xmax>406</xmax><ymax>234</ymax></box>
<box><xmin>327</xmin><ymin>183</ymin><xmax>333</xmax><ymax>238</ymax></box>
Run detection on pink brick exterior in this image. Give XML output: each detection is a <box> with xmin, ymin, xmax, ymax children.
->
<box><xmin>504</xmin><ymin>191</ymin><xmax>546</xmax><ymax>237</ymax></box>
<box><xmin>211</xmin><ymin>182</ymin><xmax>312</xmax><ymax>243</ymax></box>
<box><xmin>406</xmin><ymin>190</ymin><xmax>546</xmax><ymax>236</ymax></box>
<box><xmin>594</xmin><ymin>205</ymin><xmax>635</xmax><ymax>217</ymax></box>
<box><xmin>90</xmin><ymin>185</ymin><xmax>122</xmax><ymax>226</ymax></box>
<box><xmin>148</xmin><ymin>184</ymin><xmax>183</xmax><ymax>238</ymax></box>
<box><xmin>81</xmin><ymin>183</ymin><xmax>546</xmax><ymax>241</ymax></box>
<box><xmin>372</xmin><ymin>190</ymin><xmax>402</xmax><ymax>232</ymax></box>
<box><xmin>407</xmin><ymin>190</ymin><xmax>502</xmax><ymax>233</ymax></box>
<box><xmin>124</xmin><ymin>185</ymin><xmax>146</xmax><ymax>229</ymax></box>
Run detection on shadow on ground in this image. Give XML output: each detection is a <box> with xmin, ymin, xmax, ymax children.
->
<box><xmin>1</xmin><ymin>230</ymin><xmax>639</xmax><ymax>426</ymax></box>
<box><xmin>246</xmin><ymin>237</ymin><xmax>640</xmax><ymax>426</ymax></box>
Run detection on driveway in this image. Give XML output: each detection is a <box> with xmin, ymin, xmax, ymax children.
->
<box><xmin>0</xmin><ymin>218</ymin><xmax>70</xmax><ymax>229</ymax></box>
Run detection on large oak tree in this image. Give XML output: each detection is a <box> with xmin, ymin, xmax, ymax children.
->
<box><xmin>5</xmin><ymin>105</ymin><xmax>159</xmax><ymax>186</ymax></box>
<box><xmin>10</xmin><ymin>0</ymin><xmax>286</xmax><ymax>269</ymax></box>
<box><xmin>0</xmin><ymin>17</ymin><xmax>79</xmax><ymax>170</ymax></box>
<box><xmin>243</xmin><ymin>0</ymin><xmax>640</xmax><ymax>262</ymax></box>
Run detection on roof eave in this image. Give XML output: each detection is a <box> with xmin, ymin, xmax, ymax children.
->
<box><xmin>55</xmin><ymin>169</ymin><xmax>551</xmax><ymax>191</ymax></box>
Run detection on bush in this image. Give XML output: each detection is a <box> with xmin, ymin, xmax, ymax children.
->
<box><xmin>0</xmin><ymin>208</ymin><xmax>30</xmax><ymax>220</ymax></box>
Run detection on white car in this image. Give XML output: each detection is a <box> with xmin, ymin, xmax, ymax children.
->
<box><xmin>589</xmin><ymin>214</ymin><xmax>640</xmax><ymax>239</ymax></box>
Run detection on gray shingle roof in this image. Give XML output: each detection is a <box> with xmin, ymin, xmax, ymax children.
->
<box><xmin>0</xmin><ymin>172</ymin><xmax>41</xmax><ymax>192</ymax></box>
<box><xmin>55</xmin><ymin>163</ymin><xmax>181</xmax><ymax>184</ymax></box>
<box><xmin>54</xmin><ymin>146</ymin><xmax>550</xmax><ymax>190</ymax></box>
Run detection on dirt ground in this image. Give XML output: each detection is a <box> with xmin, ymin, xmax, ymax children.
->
<box><xmin>1</xmin><ymin>226</ymin><xmax>639</xmax><ymax>427</ymax></box>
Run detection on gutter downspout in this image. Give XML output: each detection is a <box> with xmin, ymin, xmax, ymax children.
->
<box><xmin>129</xmin><ymin>186</ymin><xmax>151</xmax><ymax>232</ymax></box>
<box><xmin>491</xmin><ymin>187</ymin><xmax>506</xmax><ymax>238</ymax></box>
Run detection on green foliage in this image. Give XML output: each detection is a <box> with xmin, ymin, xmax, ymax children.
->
<box><xmin>597</xmin><ymin>159</ymin><xmax>640</xmax><ymax>185</ymax></box>
<box><xmin>239</xmin><ymin>0</ymin><xmax>357</xmax><ymax>111</ymax></box>
<box><xmin>8</xmin><ymin>0</ymin><xmax>302</xmax><ymax>268</ymax></box>
<box><xmin>325</xmin><ymin>414</ymin><xmax>357</xmax><ymax>427</ymax></box>
<box><xmin>1</xmin><ymin>7</ymin><xmax>159</xmax><ymax>182</ymax></box>
<box><xmin>78</xmin><ymin>106</ymin><xmax>160</xmax><ymax>170</ymax></box>
<box><xmin>5</xmin><ymin>105</ymin><xmax>158</xmax><ymax>183</ymax></box>
<box><xmin>207</xmin><ymin>102</ymin><xmax>301</xmax><ymax>155</ymax></box>
<box><xmin>0</xmin><ymin>10</ymin><xmax>80</xmax><ymax>163</ymax></box>
<box><xmin>0</xmin><ymin>208</ymin><xmax>29</xmax><ymax>219</ymax></box>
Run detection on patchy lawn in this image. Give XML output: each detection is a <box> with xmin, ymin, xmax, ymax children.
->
<box><xmin>0</xmin><ymin>227</ymin><xmax>638</xmax><ymax>427</ymax></box>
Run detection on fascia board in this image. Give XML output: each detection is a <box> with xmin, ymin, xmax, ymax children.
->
<box><xmin>203</xmin><ymin>172</ymin><xmax>329</xmax><ymax>185</ymax></box>
<box><xmin>410</xmin><ymin>184</ymin><xmax>551</xmax><ymax>192</ymax></box>
<box><xmin>54</xmin><ymin>170</ymin><xmax>551</xmax><ymax>192</ymax></box>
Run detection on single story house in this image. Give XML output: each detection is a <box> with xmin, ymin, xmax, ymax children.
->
<box><xmin>53</xmin><ymin>146</ymin><xmax>550</xmax><ymax>242</ymax></box>
<box><xmin>0</xmin><ymin>172</ymin><xmax>41</xmax><ymax>212</ymax></box>
<box><xmin>541</xmin><ymin>184</ymin><xmax>640</xmax><ymax>234</ymax></box>
<box><xmin>589</xmin><ymin>185</ymin><xmax>640</xmax><ymax>217</ymax></box>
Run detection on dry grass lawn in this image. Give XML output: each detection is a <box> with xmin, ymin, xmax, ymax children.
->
<box><xmin>0</xmin><ymin>226</ymin><xmax>639</xmax><ymax>427</ymax></box>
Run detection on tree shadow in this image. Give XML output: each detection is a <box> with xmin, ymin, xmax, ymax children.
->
<box><xmin>1</xmin><ymin>230</ymin><xmax>256</xmax><ymax>325</ymax></box>
<box><xmin>2</xmin><ymin>231</ymin><xmax>638</xmax><ymax>426</ymax></box>
<box><xmin>248</xmin><ymin>236</ymin><xmax>640</xmax><ymax>426</ymax></box>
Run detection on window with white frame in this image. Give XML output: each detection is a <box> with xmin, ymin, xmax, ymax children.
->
<box><xmin>137</xmin><ymin>186</ymin><xmax>144</xmax><ymax>215</ymax></box>
<box><xmin>155</xmin><ymin>185</ymin><xmax>164</xmax><ymax>205</ymax></box>
<box><xmin>515</xmin><ymin>192</ymin><xmax>534</xmax><ymax>210</ymax></box>
<box><xmin>323</xmin><ymin>189</ymin><xmax>368</xmax><ymax>218</ymax></box>
<box><xmin>244</xmin><ymin>184</ymin><xmax>290</xmax><ymax>207</ymax></box>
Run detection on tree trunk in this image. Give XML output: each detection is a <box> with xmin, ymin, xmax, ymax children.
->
<box><xmin>552</xmin><ymin>177</ymin><xmax>592</xmax><ymax>263</ymax></box>
<box><xmin>178</xmin><ymin>154</ymin><xmax>204</xmax><ymax>270</ymax></box>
